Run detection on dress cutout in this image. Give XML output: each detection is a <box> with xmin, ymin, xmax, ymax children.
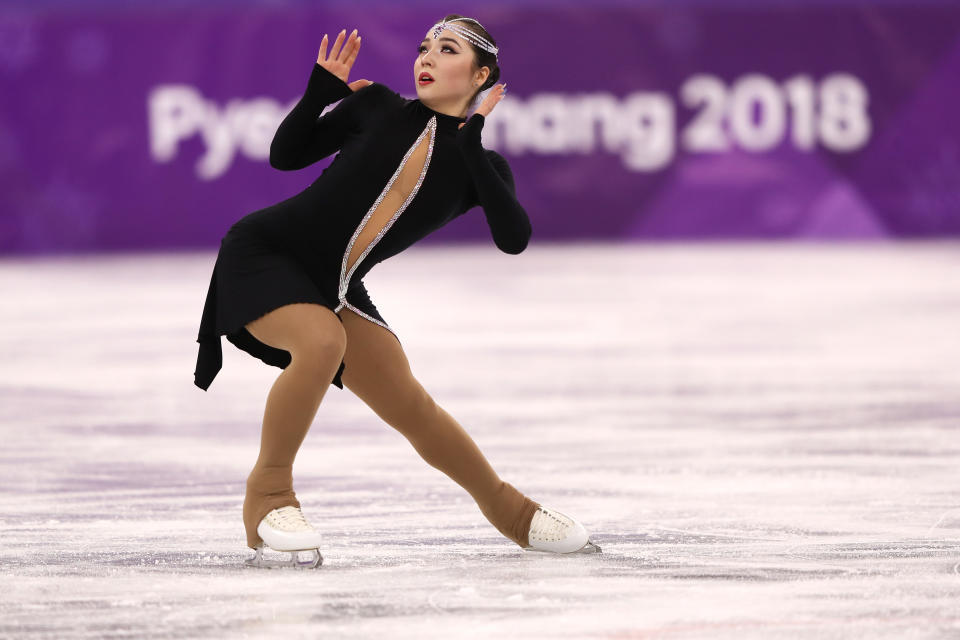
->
<box><xmin>333</xmin><ymin>117</ymin><xmax>436</xmax><ymax>329</ymax></box>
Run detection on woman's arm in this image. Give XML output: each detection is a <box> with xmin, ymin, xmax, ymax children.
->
<box><xmin>455</xmin><ymin>113</ymin><xmax>532</xmax><ymax>254</ymax></box>
<box><xmin>269</xmin><ymin>63</ymin><xmax>373</xmax><ymax>170</ymax></box>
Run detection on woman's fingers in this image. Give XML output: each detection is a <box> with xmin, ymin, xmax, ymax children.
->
<box><xmin>318</xmin><ymin>28</ymin><xmax>359</xmax><ymax>66</ymax></box>
<box><xmin>348</xmin><ymin>78</ymin><xmax>372</xmax><ymax>92</ymax></box>
<box><xmin>330</xmin><ymin>28</ymin><xmax>347</xmax><ymax>60</ymax></box>
<box><xmin>476</xmin><ymin>83</ymin><xmax>507</xmax><ymax>117</ymax></box>
<box><xmin>317</xmin><ymin>28</ymin><xmax>361</xmax><ymax>81</ymax></box>
<box><xmin>317</xmin><ymin>34</ymin><xmax>328</xmax><ymax>64</ymax></box>
<box><xmin>346</xmin><ymin>33</ymin><xmax>361</xmax><ymax>67</ymax></box>
<box><xmin>338</xmin><ymin>29</ymin><xmax>358</xmax><ymax>63</ymax></box>
<box><xmin>458</xmin><ymin>82</ymin><xmax>508</xmax><ymax>125</ymax></box>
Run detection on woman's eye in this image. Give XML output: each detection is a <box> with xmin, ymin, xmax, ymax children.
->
<box><xmin>417</xmin><ymin>45</ymin><xmax>454</xmax><ymax>53</ymax></box>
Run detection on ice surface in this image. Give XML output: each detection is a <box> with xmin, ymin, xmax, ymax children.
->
<box><xmin>1</xmin><ymin>242</ymin><xmax>958</xmax><ymax>639</ymax></box>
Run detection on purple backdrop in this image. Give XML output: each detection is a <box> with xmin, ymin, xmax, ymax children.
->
<box><xmin>1</xmin><ymin>4</ymin><xmax>959</xmax><ymax>254</ymax></box>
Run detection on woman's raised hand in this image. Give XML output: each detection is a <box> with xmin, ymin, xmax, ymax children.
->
<box><xmin>317</xmin><ymin>28</ymin><xmax>367</xmax><ymax>90</ymax></box>
<box><xmin>459</xmin><ymin>83</ymin><xmax>507</xmax><ymax>129</ymax></box>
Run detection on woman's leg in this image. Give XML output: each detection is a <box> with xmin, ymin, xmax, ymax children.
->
<box><xmin>241</xmin><ymin>302</ymin><xmax>347</xmax><ymax>549</ymax></box>
<box><xmin>337</xmin><ymin>308</ymin><xmax>539</xmax><ymax>548</ymax></box>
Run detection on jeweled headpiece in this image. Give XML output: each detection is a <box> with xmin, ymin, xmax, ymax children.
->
<box><xmin>431</xmin><ymin>18</ymin><xmax>498</xmax><ymax>59</ymax></box>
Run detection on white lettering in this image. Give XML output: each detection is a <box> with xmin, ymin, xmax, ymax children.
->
<box><xmin>147</xmin><ymin>72</ymin><xmax>871</xmax><ymax>179</ymax></box>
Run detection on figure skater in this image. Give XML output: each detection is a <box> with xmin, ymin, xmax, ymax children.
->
<box><xmin>194</xmin><ymin>14</ymin><xmax>600</xmax><ymax>568</ymax></box>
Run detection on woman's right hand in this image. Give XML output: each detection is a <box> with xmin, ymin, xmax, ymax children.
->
<box><xmin>318</xmin><ymin>28</ymin><xmax>363</xmax><ymax>89</ymax></box>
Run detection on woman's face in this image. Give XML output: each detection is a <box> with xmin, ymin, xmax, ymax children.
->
<box><xmin>415</xmin><ymin>27</ymin><xmax>481</xmax><ymax>104</ymax></box>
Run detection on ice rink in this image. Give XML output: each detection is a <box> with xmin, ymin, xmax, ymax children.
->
<box><xmin>2</xmin><ymin>242</ymin><xmax>958</xmax><ymax>639</ymax></box>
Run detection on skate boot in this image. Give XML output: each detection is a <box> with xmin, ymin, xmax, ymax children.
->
<box><xmin>244</xmin><ymin>505</ymin><xmax>324</xmax><ymax>569</ymax></box>
<box><xmin>522</xmin><ymin>505</ymin><xmax>602</xmax><ymax>554</ymax></box>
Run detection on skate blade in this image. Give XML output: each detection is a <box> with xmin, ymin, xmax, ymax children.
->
<box><xmin>580</xmin><ymin>540</ymin><xmax>602</xmax><ymax>553</ymax></box>
<box><xmin>244</xmin><ymin>544</ymin><xmax>323</xmax><ymax>569</ymax></box>
<box><xmin>522</xmin><ymin>539</ymin><xmax>602</xmax><ymax>554</ymax></box>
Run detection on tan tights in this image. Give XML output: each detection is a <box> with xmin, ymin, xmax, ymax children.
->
<box><xmin>241</xmin><ymin>303</ymin><xmax>539</xmax><ymax>550</ymax></box>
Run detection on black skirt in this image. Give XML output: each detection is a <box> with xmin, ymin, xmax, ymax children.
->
<box><xmin>193</xmin><ymin>219</ymin><xmax>391</xmax><ymax>391</ymax></box>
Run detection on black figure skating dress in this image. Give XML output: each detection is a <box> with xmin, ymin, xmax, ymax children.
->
<box><xmin>194</xmin><ymin>62</ymin><xmax>531</xmax><ymax>391</ymax></box>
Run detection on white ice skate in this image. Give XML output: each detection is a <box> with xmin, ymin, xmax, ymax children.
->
<box><xmin>244</xmin><ymin>505</ymin><xmax>324</xmax><ymax>569</ymax></box>
<box><xmin>522</xmin><ymin>505</ymin><xmax>602</xmax><ymax>554</ymax></box>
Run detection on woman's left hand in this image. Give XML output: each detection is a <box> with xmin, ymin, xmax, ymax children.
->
<box><xmin>348</xmin><ymin>79</ymin><xmax>373</xmax><ymax>91</ymax></box>
<box><xmin>459</xmin><ymin>83</ymin><xmax>506</xmax><ymax>129</ymax></box>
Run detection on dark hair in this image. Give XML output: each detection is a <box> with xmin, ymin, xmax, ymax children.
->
<box><xmin>438</xmin><ymin>14</ymin><xmax>500</xmax><ymax>106</ymax></box>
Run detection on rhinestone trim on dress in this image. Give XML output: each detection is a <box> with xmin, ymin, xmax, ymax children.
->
<box><xmin>334</xmin><ymin>116</ymin><xmax>437</xmax><ymax>338</ymax></box>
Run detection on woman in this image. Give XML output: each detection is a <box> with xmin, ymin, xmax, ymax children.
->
<box><xmin>194</xmin><ymin>15</ymin><xmax>600</xmax><ymax>568</ymax></box>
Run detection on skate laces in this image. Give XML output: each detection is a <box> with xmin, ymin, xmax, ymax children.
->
<box><xmin>529</xmin><ymin>506</ymin><xmax>572</xmax><ymax>542</ymax></box>
<box><xmin>267</xmin><ymin>506</ymin><xmax>315</xmax><ymax>532</ymax></box>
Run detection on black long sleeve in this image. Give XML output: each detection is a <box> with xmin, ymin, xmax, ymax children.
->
<box><xmin>269</xmin><ymin>63</ymin><xmax>367</xmax><ymax>170</ymax></box>
<box><xmin>455</xmin><ymin>113</ymin><xmax>532</xmax><ymax>254</ymax></box>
